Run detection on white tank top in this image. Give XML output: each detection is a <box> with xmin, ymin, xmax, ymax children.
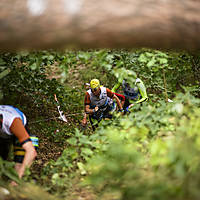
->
<box><xmin>0</xmin><ymin>105</ymin><xmax>27</xmax><ymax>138</ymax></box>
<box><xmin>87</xmin><ymin>87</ymin><xmax>108</xmax><ymax>108</ymax></box>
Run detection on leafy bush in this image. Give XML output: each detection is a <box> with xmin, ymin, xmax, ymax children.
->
<box><xmin>0</xmin><ymin>157</ymin><xmax>19</xmax><ymax>184</ymax></box>
<box><xmin>0</xmin><ymin>49</ymin><xmax>199</xmax><ymax>200</ymax></box>
<box><xmin>0</xmin><ymin>51</ymin><xmax>67</xmax><ymax>118</ymax></box>
<box><xmin>85</xmin><ymin>91</ymin><xmax>200</xmax><ymax>200</ymax></box>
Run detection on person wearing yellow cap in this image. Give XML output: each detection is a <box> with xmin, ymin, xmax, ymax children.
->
<box><xmin>81</xmin><ymin>79</ymin><xmax>123</xmax><ymax>130</ymax></box>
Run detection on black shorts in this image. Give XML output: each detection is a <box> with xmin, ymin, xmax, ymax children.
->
<box><xmin>123</xmin><ymin>98</ymin><xmax>130</xmax><ymax>110</ymax></box>
<box><xmin>0</xmin><ymin>137</ymin><xmax>13</xmax><ymax>160</ymax></box>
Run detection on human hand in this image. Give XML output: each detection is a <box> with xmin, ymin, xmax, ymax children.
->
<box><xmin>94</xmin><ymin>107</ymin><xmax>99</xmax><ymax>112</ymax></box>
<box><xmin>10</xmin><ymin>181</ymin><xmax>18</xmax><ymax>187</ymax></box>
<box><xmin>81</xmin><ymin>118</ymin><xmax>87</xmax><ymax>126</ymax></box>
<box><xmin>128</xmin><ymin>104</ymin><xmax>134</xmax><ymax>108</ymax></box>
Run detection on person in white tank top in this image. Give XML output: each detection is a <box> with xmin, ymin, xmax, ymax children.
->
<box><xmin>0</xmin><ymin>105</ymin><xmax>37</xmax><ymax>185</ymax></box>
<box><xmin>81</xmin><ymin>79</ymin><xmax>123</xmax><ymax>130</ymax></box>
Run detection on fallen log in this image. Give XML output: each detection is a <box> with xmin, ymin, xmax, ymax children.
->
<box><xmin>0</xmin><ymin>0</ymin><xmax>200</xmax><ymax>51</ymax></box>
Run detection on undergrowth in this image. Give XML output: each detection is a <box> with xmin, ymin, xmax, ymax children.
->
<box><xmin>0</xmin><ymin>49</ymin><xmax>199</xmax><ymax>200</ymax></box>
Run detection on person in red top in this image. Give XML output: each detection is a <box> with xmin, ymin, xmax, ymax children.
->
<box><xmin>82</xmin><ymin>79</ymin><xmax>123</xmax><ymax>130</ymax></box>
<box><xmin>114</xmin><ymin>92</ymin><xmax>125</xmax><ymax>108</ymax></box>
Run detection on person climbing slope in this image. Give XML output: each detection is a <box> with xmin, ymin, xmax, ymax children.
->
<box><xmin>112</xmin><ymin>69</ymin><xmax>148</xmax><ymax>111</ymax></box>
<box><xmin>0</xmin><ymin>105</ymin><xmax>38</xmax><ymax>185</ymax></box>
<box><xmin>82</xmin><ymin>79</ymin><xmax>123</xmax><ymax>130</ymax></box>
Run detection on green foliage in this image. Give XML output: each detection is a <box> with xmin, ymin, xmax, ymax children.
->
<box><xmin>0</xmin><ymin>158</ymin><xmax>19</xmax><ymax>184</ymax></box>
<box><xmin>0</xmin><ymin>51</ymin><xmax>67</xmax><ymax>118</ymax></box>
<box><xmin>0</xmin><ymin>49</ymin><xmax>199</xmax><ymax>200</ymax></box>
<box><xmin>41</xmin><ymin>128</ymin><xmax>107</xmax><ymax>190</ymax></box>
<box><xmin>61</xmin><ymin>49</ymin><xmax>199</xmax><ymax>100</ymax></box>
<box><xmin>10</xmin><ymin>182</ymin><xmax>61</xmax><ymax>200</ymax></box>
<box><xmin>85</xmin><ymin>91</ymin><xmax>200</xmax><ymax>200</ymax></box>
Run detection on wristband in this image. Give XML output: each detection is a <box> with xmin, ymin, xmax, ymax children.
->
<box><xmin>93</xmin><ymin>109</ymin><xmax>95</xmax><ymax>113</ymax></box>
<box><xmin>20</xmin><ymin>138</ymin><xmax>32</xmax><ymax>146</ymax></box>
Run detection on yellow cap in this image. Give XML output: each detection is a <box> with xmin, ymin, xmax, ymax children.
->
<box><xmin>90</xmin><ymin>79</ymin><xmax>100</xmax><ymax>89</ymax></box>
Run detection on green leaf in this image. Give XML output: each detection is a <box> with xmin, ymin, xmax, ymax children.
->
<box><xmin>48</xmin><ymin>55</ymin><xmax>54</xmax><ymax>60</ymax></box>
<box><xmin>0</xmin><ymin>58</ymin><xmax>6</xmax><ymax>65</ymax></box>
<box><xmin>145</xmin><ymin>52</ymin><xmax>154</xmax><ymax>57</ymax></box>
<box><xmin>138</xmin><ymin>54</ymin><xmax>147</xmax><ymax>63</ymax></box>
<box><xmin>0</xmin><ymin>69</ymin><xmax>10</xmax><ymax>79</ymax></box>
<box><xmin>67</xmin><ymin>137</ymin><xmax>77</xmax><ymax>146</ymax></box>
<box><xmin>159</xmin><ymin>58</ymin><xmax>168</xmax><ymax>64</ymax></box>
<box><xmin>147</xmin><ymin>57</ymin><xmax>156</xmax><ymax>67</ymax></box>
<box><xmin>30</xmin><ymin>63</ymin><xmax>37</xmax><ymax>70</ymax></box>
<box><xmin>77</xmin><ymin>162</ymin><xmax>87</xmax><ymax>175</ymax></box>
<box><xmin>81</xmin><ymin>148</ymin><xmax>93</xmax><ymax>156</ymax></box>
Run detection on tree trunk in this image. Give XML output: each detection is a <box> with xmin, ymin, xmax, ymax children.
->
<box><xmin>0</xmin><ymin>0</ymin><xmax>200</xmax><ymax>51</ymax></box>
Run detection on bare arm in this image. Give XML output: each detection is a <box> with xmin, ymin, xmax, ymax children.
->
<box><xmin>121</xmin><ymin>99</ymin><xmax>125</xmax><ymax>108</ymax></box>
<box><xmin>16</xmin><ymin>141</ymin><xmax>37</xmax><ymax>178</ymax></box>
<box><xmin>85</xmin><ymin>105</ymin><xmax>98</xmax><ymax>114</ymax></box>
<box><xmin>81</xmin><ymin>112</ymin><xmax>88</xmax><ymax>126</ymax></box>
<box><xmin>113</xmin><ymin>94</ymin><xmax>123</xmax><ymax>110</ymax></box>
<box><xmin>10</xmin><ymin>118</ymin><xmax>37</xmax><ymax>179</ymax></box>
<box><xmin>114</xmin><ymin>93</ymin><xmax>125</xmax><ymax>108</ymax></box>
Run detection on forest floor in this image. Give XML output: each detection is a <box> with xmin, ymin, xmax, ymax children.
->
<box><xmin>28</xmin><ymin>64</ymin><xmax>100</xmax><ymax>200</ymax></box>
<box><xmin>2</xmin><ymin>63</ymin><xmax>119</xmax><ymax>200</ymax></box>
<box><xmin>30</xmin><ymin>121</ymin><xmax>97</xmax><ymax>200</ymax></box>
